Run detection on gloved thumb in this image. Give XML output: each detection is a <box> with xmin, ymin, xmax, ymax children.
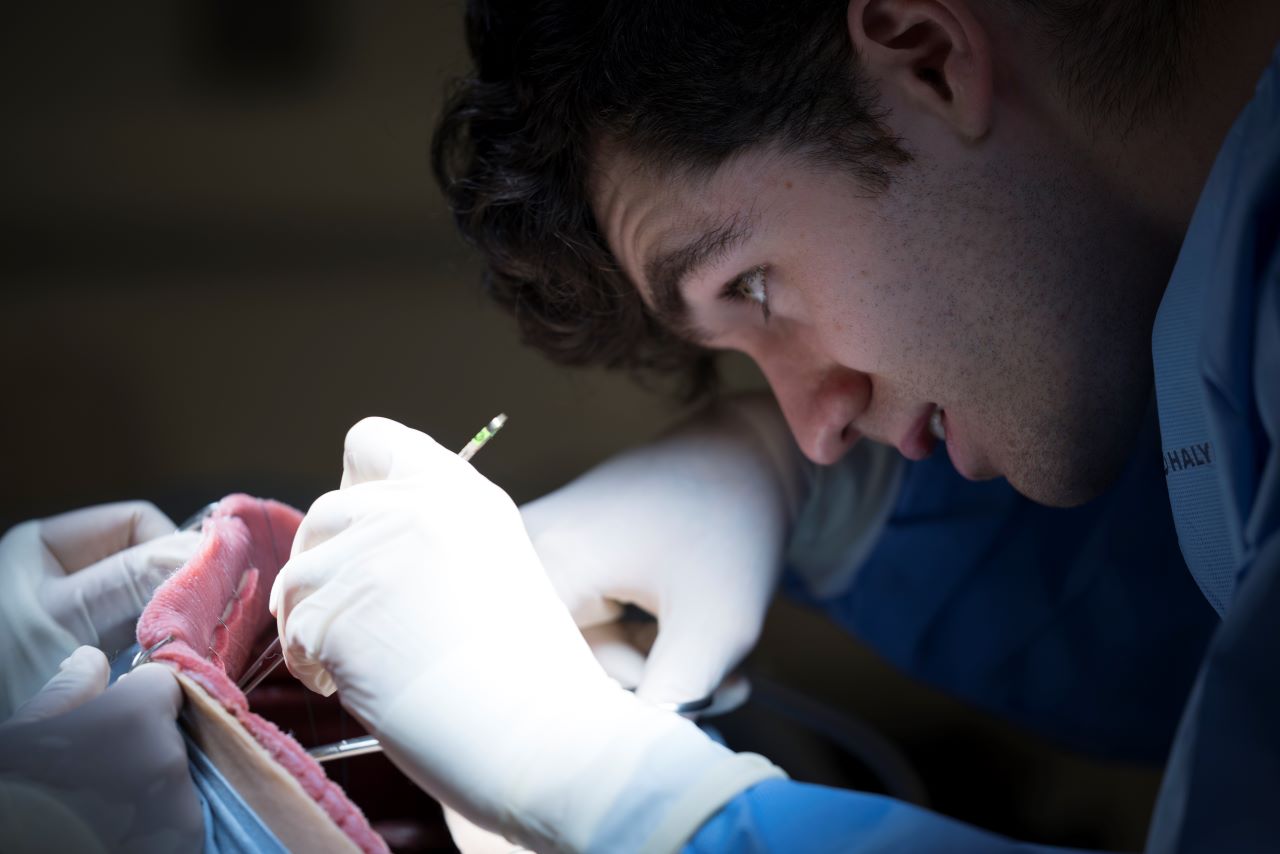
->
<box><xmin>48</xmin><ymin>531</ymin><xmax>201</xmax><ymax>652</ymax></box>
<box><xmin>634</xmin><ymin>613</ymin><xmax>758</xmax><ymax>709</ymax></box>
<box><xmin>339</xmin><ymin>416</ymin><xmax>445</xmax><ymax>488</ymax></box>
<box><xmin>109</xmin><ymin>662</ymin><xmax>185</xmax><ymax>720</ymax></box>
<box><xmin>580</xmin><ymin>623</ymin><xmax>649</xmax><ymax>689</ymax></box>
<box><xmin>5</xmin><ymin>646</ymin><xmax>109</xmax><ymax>726</ymax></box>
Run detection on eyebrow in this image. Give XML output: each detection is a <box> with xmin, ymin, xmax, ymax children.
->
<box><xmin>641</xmin><ymin>212</ymin><xmax>755</xmax><ymax>343</ymax></box>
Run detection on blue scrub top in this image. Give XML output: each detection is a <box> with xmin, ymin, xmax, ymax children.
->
<box><xmin>787</xmin><ymin>407</ymin><xmax>1214</xmax><ymax>764</ymax></box>
<box><xmin>689</xmin><ymin>41</ymin><xmax>1280</xmax><ymax>854</ymax></box>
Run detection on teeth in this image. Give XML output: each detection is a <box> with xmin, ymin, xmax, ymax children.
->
<box><xmin>928</xmin><ymin>407</ymin><xmax>946</xmax><ymax>441</ymax></box>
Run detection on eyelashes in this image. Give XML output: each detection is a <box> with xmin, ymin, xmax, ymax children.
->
<box><xmin>720</xmin><ymin>264</ymin><xmax>770</xmax><ymax>322</ymax></box>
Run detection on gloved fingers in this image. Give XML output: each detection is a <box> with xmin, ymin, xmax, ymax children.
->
<box><xmin>298</xmin><ymin>414</ymin><xmax>468</xmax><ymax>558</ymax></box>
<box><xmin>277</xmin><ymin>504</ymin><xmax>463</xmax><ymax>701</ymax></box>
<box><xmin>635</xmin><ymin>613</ymin><xmax>760</xmax><ymax>708</ymax></box>
<box><xmin>527</xmin><ymin>527</ymin><xmax>635</xmax><ymax>627</ymax></box>
<box><xmin>271</xmin><ymin>532</ymin><xmax>362</xmax><ymax>697</ymax></box>
<box><xmin>97</xmin><ymin>662</ymin><xmax>205</xmax><ymax>853</ymax></box>
<box><xmin>556</xmin><ymin>588</ymin><xmax>626</xmax><ymax>628</ymax></box>
<box><xmin>289</xmin><ymin>488</ymin><xmax>353</xmax><ymax>559</ymax></box>
<box><xmin>0</xmin><ymin>653</ymin><xmax>201</xmax><ymax>854</ymax></box>
<box><xmin>39</xmin><ymin>501</ymin><xmax>178</xmax><ymax>573</ymax></box>
<box><xmin>580</xmin><ymin>623</ymin><xmax>649</xmax><ymax>689</ymax></box>
<box><xmin>275</xmin><ymin>485</ymin><xmax>386</xmax><ymax>610</ymax></box>
<box><xmin>112</xmin><ymin>662</ymin><xmax>184</xmax><ymax>720</ymax></box>
<box><xmin>287</xmin><ymin>478</ymin><xmax>421</xmax><ymax>561</ymax></box>
<box><xmin>49</xmin><ymin>531</ymin><xmax>202</xmax><ymax>651</ymax></box>
<box><xmin>297</xmin><ymin>436</ymin><xmax>507</xmax><ymax>563</ymax></box>
<box><xmin>5</xmin><ymin>646</ymin><xmax>109</xmax><ymax>726</ymax></box>
<box><xmin>340</xmin><ymin>415</ymin><xmax>450</xmax><ymax>488</ymax></box>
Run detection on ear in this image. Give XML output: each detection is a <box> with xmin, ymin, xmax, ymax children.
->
<box><xmin>847</xmin><ymin>0</ymin><xmax>993</xmax><ymax>141</ymax></box>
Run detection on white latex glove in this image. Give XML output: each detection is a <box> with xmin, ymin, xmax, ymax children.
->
<box><xmin>0</xmin><ymin>502</ymin><xmax>201</xmax><ymax>718</ymax></box>
<box><xmin>272</xmin><ymin>417</ymin><xmax>783</xmax><ymax>853</ymax></box>
<box><xmin>520</xmin><ymin>394</ymin><xmax>802</xmax><ymax>707</ymax></box>
<box><xmin>0</xmin><ymin>646</ymin><xmax>203</xmax><ymax>854</ymax></box>
<box><xmin>441</xmin><ymin>622</ymin><xmax>695</xmax><ymax>854</ymax></box>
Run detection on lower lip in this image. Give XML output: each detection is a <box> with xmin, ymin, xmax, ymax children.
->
<box><xmin>940</xmin><ymin>413</ymin><xmax>981</xmax><ymax>480</ymax></box>
<box><xmin>900</xmin><ymin>409</ymin><xmax>937</xmax><ymax>461</ymax></box>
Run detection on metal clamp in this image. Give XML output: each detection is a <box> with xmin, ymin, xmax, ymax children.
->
<box><xmin>307</xmin><ymin>735</ymin><xmax>384</xmax><ymax>763</ymax></box>
<box><xmin>132</xmin><ymin>635</ymin><xmax>175</xmax><ymax>668</ymax></box>
<box><xmin>656</xmin><ymin>694</ymin><xmax>714</xmax><ymax>715</ymax></box>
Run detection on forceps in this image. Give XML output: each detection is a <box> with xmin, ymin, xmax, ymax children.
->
<box><xmin>305</xmin><ymin>692</ymin><xmax>719</xmax><ymax>763</ymax></box>
<box><xmin>178</xmin><ymin>502</ymin><xmax>220</xmax><ymax>534</ymax></box>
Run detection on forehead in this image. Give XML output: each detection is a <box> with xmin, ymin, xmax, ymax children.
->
<box><xmin>588</xmin><ymin>140</ymin><xmax>787</xmax><ymax>296</ymax></box>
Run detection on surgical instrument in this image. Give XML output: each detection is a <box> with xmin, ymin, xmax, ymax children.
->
<box><xmin>458</xmin><ymin>414</ymin><xmax>508</xmax><ymax>462</ymax></box>
<box><xmin>132</xmin><ymin>634</ymin><xmax>175</xmax><ymax>668</ymax></box>
<box><xmin>307</xmin><ymin>686</ymin><xmax>720</xmax><ymax>763</ymax></box>
<box><xmin>178</xmin><ymin>502</ymin><xmax>219</xmax><ymax>533</ymax></box>
<box><xmin>305</xmin><ymin>734</ymin><xmax>384</xmax><ymax>763</ymax></box>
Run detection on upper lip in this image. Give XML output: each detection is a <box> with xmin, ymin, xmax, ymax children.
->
<box><xmin>895</xmin><ymin>404</ymin><xmax>939</xmax><ymax>461</ymax></box>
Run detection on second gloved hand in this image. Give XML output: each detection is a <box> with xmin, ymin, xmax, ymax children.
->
<box><xmin>272</xmin><ymin>417</ymin><xmax>783</xmax><ymax>853</ymax></box>
<box><xmin>0</xmin><ymin>646</ymin><xmax>203</xmax><ymax>854</ymax></box>
<box><xmin>520</xmin><ymin>394</ymin><xmax>801</xmax><ymax>707</ymax></box>
<box><xmin>0</xmin><ymin>502</ymin><xmax>201</xmax><ymax>718</ymax></box>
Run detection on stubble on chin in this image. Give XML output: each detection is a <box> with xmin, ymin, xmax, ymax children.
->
<box><xmin>998</xmin><ymin>391</ymin><xmax>1150</xmax><ymax>508</ymax></box>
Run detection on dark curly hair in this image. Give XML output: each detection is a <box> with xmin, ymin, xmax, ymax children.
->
<box><xmin>431</xmin><ymin>1</ymin><xmax>1206</xmax><ymax>397</ymax></box>
<box><xmin>430</xmin><ymin>1</ymin><xmax>910</xmax><ymax>396</ymax></box>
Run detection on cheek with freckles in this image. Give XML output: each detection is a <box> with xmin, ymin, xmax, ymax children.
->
<box><xmin>813</xmin><ymin>266</ymin><xmax>952</xmax><ymax>399</ymax></box>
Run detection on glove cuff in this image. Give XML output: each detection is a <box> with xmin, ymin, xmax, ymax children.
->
<box><xmin>514</xmin><ymin>688</ymin><xmax>787</xmax><ymax>854</ymax></box>
<box><xmin>372</xmin><ymin>667</ymin><xmax>786</xmax><ymax>854</ymax></box>
<box><xmin>632</xmin><ymin>751</ymin><xmax>784</xmax><ymax>854</ymax></box>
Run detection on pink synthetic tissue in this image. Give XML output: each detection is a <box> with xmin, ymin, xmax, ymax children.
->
<box><xmin>135</xmin><ymin>493</ymin><xmax>389</xmax><ymax>854</ymax></box>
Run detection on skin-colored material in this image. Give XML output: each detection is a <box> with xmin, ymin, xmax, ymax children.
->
<box><xmin>136</xmin><ymin>493</ymin><xmax>388</xmax><ymax>854</ymax></box>
<box><xmin>175</xmin><ymin>669</ymin><xmax>364</xmax><ymax>854</ymax></box>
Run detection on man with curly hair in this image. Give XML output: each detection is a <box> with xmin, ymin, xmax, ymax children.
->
<box><xmin>272</xmin><ymin>1</ymin><xmax>1280</xmax><ymax>851</ymax></box>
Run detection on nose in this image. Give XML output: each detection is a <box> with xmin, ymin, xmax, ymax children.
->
<box><xmin>756</xmin><ymin>351</ymin><xmax>869</xmax><ymax>465</ymax></box>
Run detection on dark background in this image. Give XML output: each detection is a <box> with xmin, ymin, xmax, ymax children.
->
<box><xmin>0</xmin><ymin>1</ymin><xmax>705</xmax><ymax>532</ymax></box>
<box><xmin>0</xmin><ymin>4</ymin><xmax>1163</xmax><ymax>849</ymax></box>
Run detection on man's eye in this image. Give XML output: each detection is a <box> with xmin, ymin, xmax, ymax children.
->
<box><xmin>721</xmin><ymin>265</ymin><xmax>770</xmax><ymax>321</ymax></box>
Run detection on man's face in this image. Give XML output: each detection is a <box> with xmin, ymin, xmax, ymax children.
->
<box><xmin>591</xmin><ymin>128</ymin><xmax>1174</xmax><ymax>506</ymax></box>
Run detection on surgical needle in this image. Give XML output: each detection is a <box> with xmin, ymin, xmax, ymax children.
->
<box><xmin>236</xmin><ymin>414</ymin><xmax>509</xmax><ymax>696</ymax></box>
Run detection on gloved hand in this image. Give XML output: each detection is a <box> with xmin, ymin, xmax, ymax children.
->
<box><xmin>0</xmin><ymin>502</ymin><xmax>200</xmax><ymax>717</ymax></box>
<box><xmin>0</xmin><ymin>646</ymin><xmax>203</xmax><ymax>854</ymax></box>
<box><xmin>440</xmin><ymin>622</ymin><xmax>698</xmax><ymax>854</ymax></box>
<box><xmin>519</xmin><ymin>394</ymin><xmax>802</xmax><ymax>707</ymax></box>
<box><xmin>273</xmin><ymin>417</ymin><xmax>784</xmax><ymax>853</ymax></box>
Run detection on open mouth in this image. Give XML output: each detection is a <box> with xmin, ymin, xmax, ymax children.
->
<box><xmin>929</xmin><ymin>406</ymin><xmax>946</xmax><ymax>442</ymax></box>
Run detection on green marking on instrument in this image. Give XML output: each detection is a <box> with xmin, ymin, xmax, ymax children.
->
<box><xmin>457</xmin><ymin>413</ymin><xmax>508</xmax><ymax>461</ymax></box>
